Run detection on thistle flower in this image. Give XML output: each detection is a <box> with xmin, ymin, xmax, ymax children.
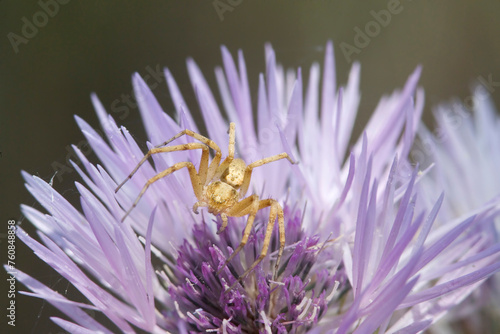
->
<box><xmin>11</xmin><ymin>42</ymin><xmax>500</xmax><ymax>333</ymax></box>
<box><xmin>415</xmin><ymin>86</ymin><xmax>500</xmax><ymax>333</ymax></box>
<box><xmin>416</xmin><ymin>86</ymin><xmax>500</xmax><ymax>223</ymax></box>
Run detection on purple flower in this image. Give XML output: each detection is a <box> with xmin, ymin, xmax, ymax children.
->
<box><xmin>166</xmin><ymin>207</ymin><xmax>343</xmax><ymax>333</ymax></box>
<box><xmin>11</xmin><ymin>42</ymin><xmax>500</xmax><ymax>333</ymax></box>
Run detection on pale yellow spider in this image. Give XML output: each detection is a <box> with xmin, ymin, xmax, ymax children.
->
<box><xmin>115</xmin><ymin>122</ymin><xmax>296</xmax><ymax>282</ymax></box>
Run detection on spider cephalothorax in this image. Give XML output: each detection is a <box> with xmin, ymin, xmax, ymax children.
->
<box><xmin>115</xmin><ymin>122</ymin><xmax>295</xmax><ymax>282</ymax></box>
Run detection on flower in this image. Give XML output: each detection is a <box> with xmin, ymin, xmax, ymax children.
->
<box><xmin>166</xmin><ymin>207</ymin><xmax>343</xmax><ymax>333</ymax></box>
<box><xmin>11</xmin><ymin>42</ymin><xmax>500</xmax><ymax>333</ymax></box>
<box><xmin>414</xmin><ymin>86</ymin><xmax>500</xmax><ymax>333</ymax></box>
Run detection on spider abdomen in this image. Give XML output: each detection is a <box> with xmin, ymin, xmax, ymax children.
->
<box><xmin>205</xmin><ymin>181</ymin><xmax>239</xmax><ymax>214</ymax></box>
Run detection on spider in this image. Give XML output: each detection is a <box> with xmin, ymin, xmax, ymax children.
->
<box><xmin>115</xmin><ymin>122</ymin><xmax>296</xmax><ymax>282</ymax></box>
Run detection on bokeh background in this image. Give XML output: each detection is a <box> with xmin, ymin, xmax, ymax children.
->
<box><xmin>1</xmin><ymin>1</ymin><xmax>500</xmax><ymax>333</ymax></box>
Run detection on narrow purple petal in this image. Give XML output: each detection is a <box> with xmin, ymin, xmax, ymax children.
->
<box><xmin>400</xmin><ymin>261</ymin><xmax>500</xmax><ymax>308</ymax></box>
<box><xmin>11</xmin><ymin>268</ymin><xmax>111</xmax><ymax>333</ymax></box>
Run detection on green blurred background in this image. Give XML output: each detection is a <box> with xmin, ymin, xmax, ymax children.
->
<box><xmin>1</xmin><ymin>0</ymin><xmax>500</xmax><ymax>333</ymax></box>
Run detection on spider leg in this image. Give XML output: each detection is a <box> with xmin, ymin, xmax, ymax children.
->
<box><xmin>216</xmin><ymin>194</ymin><xmax>259</xmax><ymax>276</ymax></box>
<box><xmin>115</xmin><ymin>143</ymin><xmax>209</xmax><ymax>193</ymax></box>
<box><xmin>154</xmin><ymin>128</ymin><xmax>223</xmax><ymax>184</ymax></box>
<box><xmin>240</xmin><ymin>152</ymin><xmax>296</xmax><ymax>195</ymax></box>
<box><xmin>237</xmin><ymin>199</ymin><xmax>284</xmax><ymax>283</ymax></box>
<box><xmin>218</xmin><ymin>213</ymin><xmax>228</xmax><ymax>234</ymax></box>
<box><xmin>262</xmin><ymin>200</ymin><xmax>285</xmax><ymax>279</ymax></box>
<box><xmin>154</xmin><ymin>129</ymin><xmax>220</xmax><ymax>151</ymax></box>
<box><xmin>227</xmin><ymin>122</ymin><xmax>236</xmax><ymax>158</ymax></box>
<box><xmin>192</xmin><ymin>201</ymin><xmax>207</xmax><ymax>214</ymax></box>
<box><xmin>121</xmin><ymin>161</ymin><xmax>202</xmax><ymax>222</ymax></box>
<box><xmin>213</xmin><ymin>122</ymin><xmax>236</xmax><ymax>180</ymax></box>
